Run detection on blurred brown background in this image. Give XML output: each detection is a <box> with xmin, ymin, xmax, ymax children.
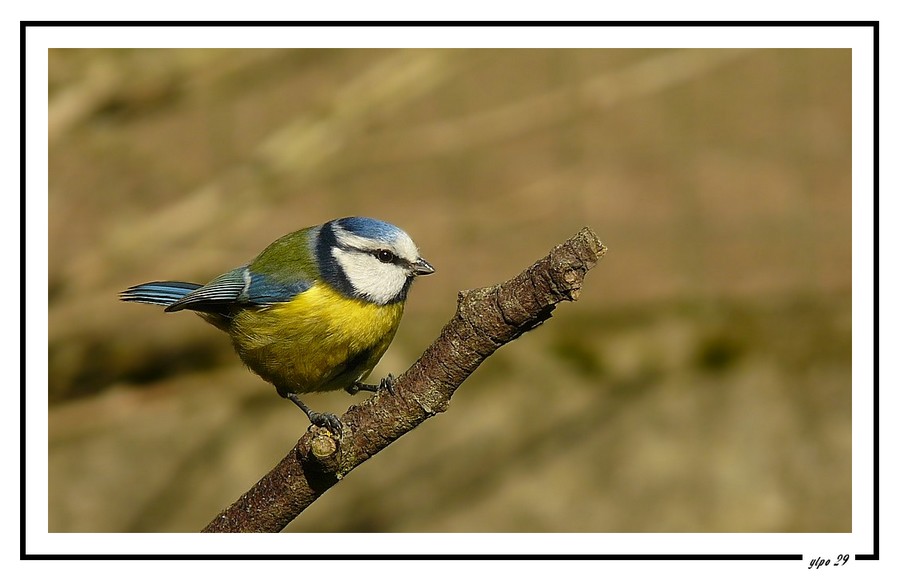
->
<box><xmin>47</xmin><ymin>48</ymin><xmax>851</xmax><ymax>533</ymax></box>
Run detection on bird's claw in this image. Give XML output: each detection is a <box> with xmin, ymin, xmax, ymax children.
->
<box><xmin>284</xmin><ymin>391</ymin><xmax>342</xmax><ymax>435</ymax></box>
<box><xmin>379</xmin><ymin>373</ymin><xmax>396</xmax><ymax>396</ymax></box>
<box><xmin>348</xmin><ymin>373</ymin><xmax>396</xmax><ymax>396</ymax></box>
<box><xmin>308</xmin><ymin>411</ymin><xmax>343</xmax><ymax>435</ymax></box>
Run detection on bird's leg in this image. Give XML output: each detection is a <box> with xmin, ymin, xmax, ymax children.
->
<box><xmin>284</xmin><ymin>392</ymin><xmax>342</xmax><ymax>434</ymax></box>
<box><xmin>346</xmin><ymin>373</ymin><xmax>396</xmax><ymax>396</ymax></box>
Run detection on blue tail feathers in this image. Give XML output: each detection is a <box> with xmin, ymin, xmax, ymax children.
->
<box><xmin>120</xmin><ymin>281</ymin><xmax>202</xmax><ymax>307</ymax></box>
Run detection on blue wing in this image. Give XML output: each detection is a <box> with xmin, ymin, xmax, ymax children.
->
<box><xmin>121</xmin><ymin>267</ymin><xmax>313</xmax><ymax>313</ymax></box>
<box><xmin>243</xmin><ymin>270</ymin><xmax>313</xmax><ymax>305</ymax></box>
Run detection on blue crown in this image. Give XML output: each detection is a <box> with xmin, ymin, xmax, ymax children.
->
<box><xmin>335</xmin><ymin>217</ymin><xmax>404</xmax><ymax>242</ymax></box>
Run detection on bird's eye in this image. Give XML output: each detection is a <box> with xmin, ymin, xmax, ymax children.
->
<box><xmin>376</xmin><ymin>249</ymin><xmax>396</xmax><ymax>263</ymax></box>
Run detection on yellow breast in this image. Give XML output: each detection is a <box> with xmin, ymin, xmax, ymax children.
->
<box><xmin>227</xmin><ymin>283</ymin><xmax>405</xmax><ymax>394</ymax></box>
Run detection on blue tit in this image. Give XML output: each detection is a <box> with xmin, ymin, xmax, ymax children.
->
<box><xmin>120</xmin><ymin>217</ymin><xmax>434</xmax><ymax>432</ymax></box>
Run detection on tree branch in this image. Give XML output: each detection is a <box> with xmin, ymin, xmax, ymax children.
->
<box><xmin>201</xmin><ymin>227</ymin><xmax>607</xmax><ymax>533</ymax></box>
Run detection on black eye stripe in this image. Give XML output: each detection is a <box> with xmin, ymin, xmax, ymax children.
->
<box><xmin>375</xmin><ymin>249</ymin><xmax>396</xmax><ymax>263</ymax></box>
<box><xmin>372</xmin><ymin>248</ymin><xmax>416</xmax><ymax>269</ymax></box>
<box><xmin>334</xmin><ymin>241</ymin><xmax>407</xmax><ymax>267</ymax></box>
<box><xmin>334</xmin><ymin>241</ymin><xmax>395</xmax><ymax>262</ymax></box>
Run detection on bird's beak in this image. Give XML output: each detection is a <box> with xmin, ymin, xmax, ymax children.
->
<box><xmin>413</xmin><ymin>258</ymin><xmax>435</xmax><ymax>276</ymax></box>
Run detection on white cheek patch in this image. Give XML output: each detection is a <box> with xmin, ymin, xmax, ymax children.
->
<box><xmin>332</xmin><ymin>248</ymin><xmax>408</xmax><ymax>305</ymax></box>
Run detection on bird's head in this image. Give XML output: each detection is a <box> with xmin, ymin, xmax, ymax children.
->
<box><xmin>317</xmin><ymin>217</ymin><xmax>434</xmax><ymax>305</ymax></box>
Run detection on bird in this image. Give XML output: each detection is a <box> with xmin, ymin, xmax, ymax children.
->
<box><xmin>120</xmin><ymin>216</ymin><xmax>434</xmax><ymax>433</ymax></box>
